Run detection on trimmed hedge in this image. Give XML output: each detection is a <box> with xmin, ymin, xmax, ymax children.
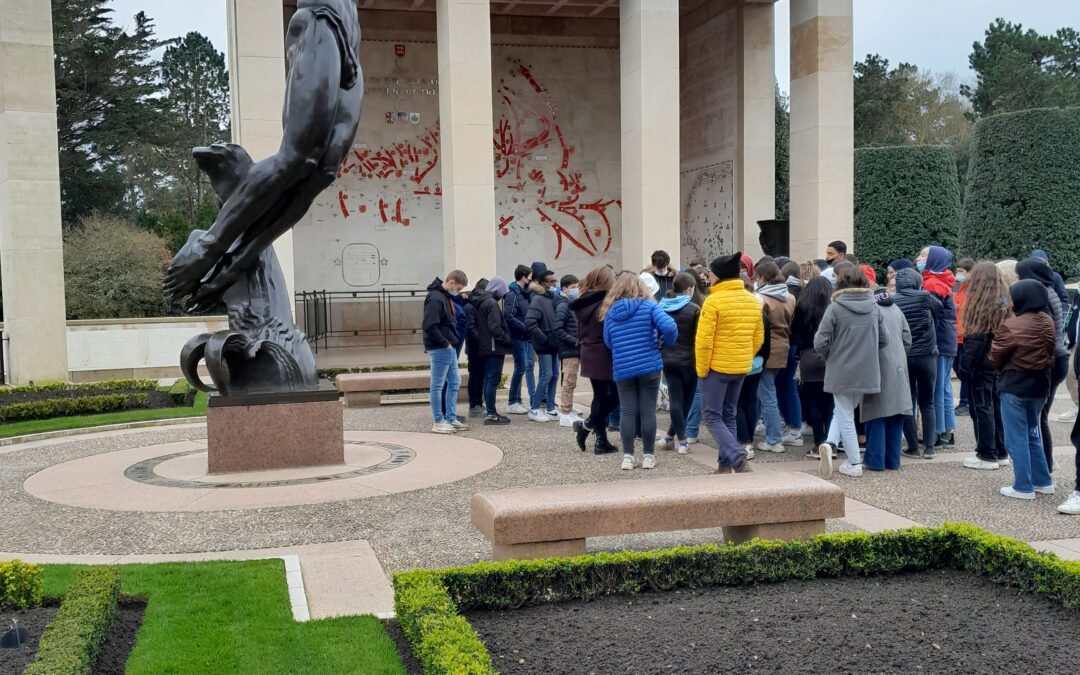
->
<box><xmin>26</xmin><ymin>566</ymin><xmax>121</xmax><ymax>675</ymax></box>
<box><xmin>960</xmin><ymin>107</ymin><xmax>1080</xmax><ymax>271</ymax></box>
<box><xmin>168</xmin><ymin>379</ymin><xmax>195</xmax><ymax>406</ymax></box>
<box><xmin>394</xmin><ymin>524</ymin><xmax>1080</xmax><ymax>672</ymax></box>
<box><xmin>0</xmin><ymin>379</ymin><xmax>158</xmax><ymax>396</ymax></box>
<box><xmin>0</xmin><ymin>559</ymin><xmax>43</xmax><ymax>609</ymax></box>
<box><xmin>854</xmin><ymin>145</ymin><xmax>961</xmax><ymax>274</ymax></box>
<box><xmin>0</xmin><ymin>393</ymin><xmax>149</xmax><ymax>423</ymax></box>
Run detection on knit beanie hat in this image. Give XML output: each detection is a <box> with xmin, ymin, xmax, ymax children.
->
<box><xmin>710</xmin><ymin>253</ymin><xmax>742</xmax><ymax>281</ymax></box>
<box><xmin>486</xmin><ymin>276</ymin><xmax>510</xmax><ymax>299</ymax></box>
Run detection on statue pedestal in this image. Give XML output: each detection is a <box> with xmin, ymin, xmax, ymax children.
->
<box><xmin>206</xmin><ymin>386</ymin><xmax>343</xmax><ymax>474</ymax></box>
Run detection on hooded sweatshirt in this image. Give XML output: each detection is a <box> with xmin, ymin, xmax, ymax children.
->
<box><xmin>756</xmin><ymin>283</ymin><xmax>796</xmax><ymax>369</ymax></box>
<box><xmin>603</xmin><ymin>298</ymin><xmax>678</xmax><ymax>382</ymax></box>
<box><xmin>421</xmin><ymin>277</ymin><xmax>459</xmax><ymax>350</ymax></box>
<box><xmin>990</xmin><ymin>280</ymin><xmax>1055</xmax><ymax>399</ymax></box>
<box><xmin>658</xmin><ymin>294</ymin><xmax>700</xmax><ymax>370</ymax></box>
<box><xmin>892</xmin><ymin>268</ymin><xmax>942</xmax><ymax>358</ymax></box>
<box><xmin>1031</xmin><ymin>249</ymin><xmax>1070</xmax><ymax>306</ymax></box>
<box><xmin>1017</xmin><ymin>257</ymin><xmax>1069</xmax><ymax>358</ymax></box>
<box><xmin>814</xmin><ymin>288</ymin><xmax>889</xmax><ymax>396</ymax></box>
<box><xmin>922</xmin><ymin>246</ymin><xmax>958</xmax><ymax>358</ymax></box>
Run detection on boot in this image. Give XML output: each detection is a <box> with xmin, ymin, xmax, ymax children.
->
<box><xmin>593</xmin><ymin>425</ymin><xmax>619</xmax><ymax>455</ymax></box>
<box><xmin>573</xmin><ymin>420</ymin><xmax>591</xmax><ymax>452</ymax></box>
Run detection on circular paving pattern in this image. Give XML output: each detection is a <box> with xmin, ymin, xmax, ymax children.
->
<box><xmin>23</xmin><ymin>429</ymin><xmax>502</xmax><ymax>513</ymax></box>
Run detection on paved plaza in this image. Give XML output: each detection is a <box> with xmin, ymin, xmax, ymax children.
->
<box><xmin>2</xmin><ymin>384</ymin><xmax>1079</xmax><ymax>619</ymax></box>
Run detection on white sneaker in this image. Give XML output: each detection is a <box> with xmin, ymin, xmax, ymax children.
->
<box><xmin>432</xmin><ymin>421</ymin><xmax>456</xmax><ymax>434</ymax></box>
<box><xmin>745</xmin><ymin>445</ymin><xmax>756</xmax><ymax>460</ymax></box>
<box><xmin>687</xmin><ymin>437</ymin><xmax>699</xmax><ymax>445</ymax></box>
<box><xmin>572</xmin><ymin>404</ymin><xmax>587</xmax><ymax>415</ymax></box>
<box><xmin>559</xmin><ymin>412</ymin><xmax>582</xmax><ymax>427</ymax></box>
<box><xmin>963</xmin><ymin>457</ymin><xmax>1000</xmax><ymax>470</ymax></box>
<box><xmin>449</xmin><ymin>419</ymin><xmax>469</xmax><ymax>431</ymax></box>
<box><xmin>818</xmin><ymin>444</ymin><xmax>835</xmax><ymax>479</ymax></box>
<box><xmin>801</xmin><ymin>423</ymin><xmax>813</xmax><ymax>437</ymax></box>
<box><xmin>677</xmin><ymin>442</ymin><xmax>689</xmax><ymax>455</ymax></box>
<box><xmin>781</xmin><ymin>431</ymin><xmax>804</xmax><ymax>447</ymax></box>
<box><xmin>1058</xmin><ymin>492</ymin><xmax>1080</xmax><ymax>515</ymax></box>
<box><xmin>1000</xmin><ymin>486</ymin><xmax>1035</xmax><ymax>500</ymax></box>
<box><xmin>998</xmin><ymin>457</ymin><xmax>1011</xmax><ymax>467</ymax></box>
<box><xmin>755</xmin><ymin>440</ymin><xmax>785</xmax><ymax>454</ymax></box>
<box><xmin>1057</xmin><ymin>406</ymin><xmax>1078</xmax><ymax>423</ymax></box>
<box><xmin>528</xmin><ymin>410</ymin><xmax>550</xmax><ymax>422</ymax></box>
<box><xmin>656</xmin><ymin>436</ymin><xmax>674</xmax><ymax>451</ymax></box>
<box><xmin>642</xmin><ymin>454</ymin><xmax>657</xmax><ymax>469</ymax></box>
<box><xmin>838</xmin><ymin>462</ymin><xmax>863</xmax><ymax>477</ymax></box>
<box><xmin>507</xmin><ymin>403</ymin><xmax>529</xmax><ymax>414</ymax></box>
<box><xmin>755</xmin><ymin>420</ymin><xmax>765</xmax><ymax>436</ymax></box>
<box><xmin>621</xmin><ymin>454</ymin><xmax>636</xmax><ymax>470</ymax></box>
<box><xmin>1035</xmin><ymin>484</ymin><xmax>1056</xmax><ymax>495</ymax></box>
<box><xmin>546</xmin><ymin>410</ymin><xmax>560</xmax><ymax>418</ymax></box>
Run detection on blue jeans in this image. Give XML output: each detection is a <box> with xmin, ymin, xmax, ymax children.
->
<box><xmin>1000</xmin><ymin>392</ymin><xmax>1052</xmax><ymax>494</ymax></box>
<box><xmin>935</xmin><ymin>355</ymin><xmax>956</xmax><ymax>433</ymax></box>
<box><xmin>484</xmin><ymin>355</ymin><xmax>505</xmax><ymax>416</ymax></box>
<box><xmin>428</xmin><ymin>347</ymin><xmax>460</xmax><ymax>424</ymax></box>
<box><xmin>776</xmin><ymin>345</ymin><xmax>803</xmax><ymax>428</ymax></box>
<box><xmin>757</xmin><ymin>369</ymin><xmax>782</xmax><ymax>444</ymax></box>
<box><xmin>701</xmin><ymin>372</ymin><xmax>746</xmax><ymax>468</ymax></box>
<box><xmin>531</xmin><ymin>353</ymin><xmax>559</xmax><ymax>413</ymax></box>
<box><xmin>509</xmin><ymin>340</ymin><xmax>535</xmax><ymax>406</ymax></box>
<box><xmin>685</xmin><ymin>385</ymin><xmax>703</xmax><ymax>439</ymax></box>
<box><xmin>864</xmin><ymin>415</ymin><xmax>904</xmax><ymax>470</ymax></box>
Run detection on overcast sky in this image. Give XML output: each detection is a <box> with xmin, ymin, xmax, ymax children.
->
<box><xmin>109</xmin><ymin>0</ymin><xmax>1078</xmax><ymax>92</ymax></box>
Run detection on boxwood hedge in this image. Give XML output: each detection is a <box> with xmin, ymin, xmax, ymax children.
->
<box><xmin>960</xmin><ymin>107</ymin><xmax>1080</xmax><ymax>271</ymax></box>
<box><xmin>25</xmin><ymin>566</ymin><xmax>121</xmax><ymax>675</ymax></box>
<box><xmin>854</xmin><ymin>145</ymin><xmax>961</xmax><ymax>274</ymax></box>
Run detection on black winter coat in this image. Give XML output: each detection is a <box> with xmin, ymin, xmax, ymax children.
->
<box><xmin>525</xmin><ymin>282</ymin><xmax>559</xmax><ymax>355</ymax></box>
<box><xmin>422</xmin><ymin>277</ymin><xmax>458</xmax><ymax>350</ymax></box>
<box><xmin>892</xmin><ymin>269</ymin><xmax>942</xmax><ymax>358</ymax></box>
<box><xmin>660</xmin><ymin>301</ymin><xmax>700</xmax><ymax>370</ymax></box>
<box><xmin>959</xmin><ymin>332</ymin><xmax>994</xmax><ymax>380</ymax></box>
<box><xmin>471</xmin><ymin>289</ymin><xmax>512</xmax><ymax>357</ymax></box>
<box><xmin>552</xmin><ymin>294</ymin><xmax>580</xmax><ymax>359</ymax></box>
<box><xmin>571</xmin><ymin>291</ymin><xmax>613</xmax><ymax>381</ymax></box>
<box><xmin>503</xmin><ymin>283</ymin><xmax>530</xmax><ymax>340</ymax></box>
<box><xmin>464</xmin><ymin>299</ymin><xmax>479</xmax><ymax>355</ymax></box>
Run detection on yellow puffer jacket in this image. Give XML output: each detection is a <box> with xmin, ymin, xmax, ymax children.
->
<box><xmin>695</xmin><ymin>280</ymin><xmax>766</xmax><ymax>377</ymax></box>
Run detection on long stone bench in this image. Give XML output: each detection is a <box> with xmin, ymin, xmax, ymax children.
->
<box><xmin>336</xmin><ymin>370</ymin><xmax>469</xmax><ymax>407</ymax></box>
<box><xmin>471</xmin><ymin>472</ymin><xmax>845</xmax><ymax>561</ymax></box>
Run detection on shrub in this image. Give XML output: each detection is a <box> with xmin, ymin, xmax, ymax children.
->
<box><xmin>168</xmin><ymin>379</ymin><xmax>195</xmax><ymax>406</ymax></box>
<box><xmin>854</xmin><ymin>145</ymin><xmax>962</xmax><ymax>273</ymax></box>
<box><xmin>394</xmin><ymin>572</ymin><xmax>495</xmax><ymax>675</ymax></box>
<box><xmin>25</xmin><ymin>566</ymin><xmax>121</xmax><ymax>675</ymax></box>
<box><xmin>0</xmin><ymin>560</ymin><xmax>43</xmax><ymax>609</ymax></box>
<box><xmin>0</xmin><ymin>393</ymin><xmax>149</xmax><ymax>423</ymax></box>
<box><xmin>960</xmin><ymin>107</ymin><xmax>1080</xmax><ymax>271</ymax></box>
<box><xmin>0</xmin><ymin>379</ymin><xmax>158</xmax><ymax>397</ymax></box>
<box><xmin>64</xmin><ymin>214</ymin><xmax>172</xmax><ymax>320</ymax></box>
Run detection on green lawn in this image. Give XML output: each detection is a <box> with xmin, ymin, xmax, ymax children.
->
<box><xmin>0</xmin><ymin>391</ymin><xmax>209</xmax><ymax>439</ymax></box>
<box><xmin>44</xmin><ymin>560</ymin><xmax>405</xmax><ymax>674</ymax></box>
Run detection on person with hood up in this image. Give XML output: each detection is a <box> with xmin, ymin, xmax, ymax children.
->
<box><xmin>792</xmin><ymin>277</ymin><xmax>833</xmax><ymax>455</ymax></box>
<box><xmin>892</xmin><ymin>268</ymin><xmax>942</xmax><ymax>458</ymax></box>
<box><xmin>571</xmin><ymin>266</ymin><xmax>621</xmax><ymax>455</ymax></box>
<box><xmin>525</xmin><ymin>269</ymin><xmax>560</xmax><ymax>423</ymax></box>
<box><xmin>958</xmin><ymin>262</ymin><xmax>1012</xmax><ymax>470</ymax></box>
<box><xmin>1031</xmin><ymin>249</ymin><xmax>1069</xmax><ymax>306</ymax></box>
<box><xmin>463</xmin><ymin>277</ymin><xmax>489</xmax><ymax>418</ymax></box>
<box><xmin>422</xmin><ymin>270</ymin><xmax>469</xmax><ymax>434</ymax></box>
<box><xmin>504</xmin><ymin>264</ymin><xmax>535</xmax><ymax>414</ymax></box>
<box><xmin>861</xmin><ymin>288</ymin><xmax>913</xmax><ymax>471</ymax></box>
<box><xmin>814</xmin><ymin>265</ymin><xmax>888</xmax><ymax>478</ymax></box>
<box><xmin>739</xmin><ymin>254</ymin><xmax>755</xmax><ymax>279</ymax></box>
<box><xmin>696</xmin><ymin>254</ymin><xmax>766</xmax><ymax>474</ymax></box>
<box><xmin>472</xmin><ymin>277</ymin><xmax>514</xmax><ymax>425</ymax></box>
<box><xmin>1017</xmin><ymin>257</ymin><xmax>1071</xmax><ymax>472</ymax></box>
<box><xmin>754</xmin><ymin>261</ymin><xmax>798</xmax><ymax>454</ymax></box>
<box><xmin>603</xmin><ymin>272</ymin><xmax>678</xmax><ymax>470</ymax></box>
<box><xmin>916</xmin><ymin>245</ymin><xmax>959</xmax><ymax>449</ymax></box>
<box><xmin>989</xmin><ymin>279</ymin><xmax>1056</xmax><ymax>500</ymax></box>
<box><xmin>656</xmin><ymin>272</ymin><xmax>701</xmax><ymax>455</ymax></box>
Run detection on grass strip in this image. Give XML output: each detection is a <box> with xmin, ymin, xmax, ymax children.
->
<box><xmin>0</xmin><ymin>392</ymin><xmax>208</xmax><ymax>439</ymax></box>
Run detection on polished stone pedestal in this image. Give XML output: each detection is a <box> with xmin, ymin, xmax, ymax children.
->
<box><xmin>206</xmin><ymin>387</ymin><xmax>343</xmax><ymax>474</ymax></box>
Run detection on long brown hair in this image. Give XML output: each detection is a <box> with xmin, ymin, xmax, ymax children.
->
<box><xmin>964</xmin><ymin>261</ymin><xmax>1012</xmax><ymax>335</ymax></box>
<box><xmin>579</xmin><ymin>266</ymin><xmax>615</xmax><ymax>294</ymax></box>
<box><xmin>599</xmin><ymin>271</ymin><xmax>652</xmax><ymax>320</ymax></box>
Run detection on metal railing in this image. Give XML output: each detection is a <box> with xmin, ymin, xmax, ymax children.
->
<box><xmin>297</xmin><ymin>288</ymin><xmax>428</xmax><ymax>351</ymax></box>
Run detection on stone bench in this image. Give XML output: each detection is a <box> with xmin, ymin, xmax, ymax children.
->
<box><xmin>336</xmin><ymin>370</ymin><xmax>468</xmax><ymax>407</ymax></box>
<box><xmin>471</xmin><ymin>472</ymin><xmax>845</xmax><ymax>561</ymax></box>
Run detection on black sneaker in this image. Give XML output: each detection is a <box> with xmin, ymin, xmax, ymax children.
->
<box><xmin>923</xmin><ymin>445</ymin><xmax>936</xmax><ymax>458</ymax></box>
<box><xmin>483</xmin><ymin>415</ymin><xmax>510</xmax><ymax>426</ymax></box>
<box><xmin>939</xmin><ymin>432</ymin><xmax>955</xmax><ymax>449</ymax></box>
<box><xmin>901</xmin><ymin>447</ymin><xmax>922</xmax><ymax>459</ymax></box>
<box><xmin>573</xmin><ymin>420</ymin><xmax>591</xmax><ymax>452</ymax></box>
<box><xmin>954</xmin><ymin>405</ymin><xmax>970</xmax><ymax>417</ymax></box>
<box><xmin>468</xmin><ymin>405</ymin><xmax>486</xmax><ymax>418</ymax></box>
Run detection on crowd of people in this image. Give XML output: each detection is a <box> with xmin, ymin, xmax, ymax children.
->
<box><xmin>421</xmin><ymin>242</ymin><xmax>1080</xmax><ymax>515</ymax></box>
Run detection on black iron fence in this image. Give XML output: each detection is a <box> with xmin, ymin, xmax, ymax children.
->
<box><xmin>297</xmin><ymin>289</ymin><xmax>428</xmax><ymax>351</ymax></box>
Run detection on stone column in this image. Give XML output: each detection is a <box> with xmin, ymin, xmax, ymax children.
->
<box><xmin>621</xmin><ymin>0</ymin><xmax>680</xmax><ymax>271</ymax></box>
<box><xmin>437</xmin><ymin>0</ymin><xmax>496</xmax><ymax>284</ymax></box>
<box><xmin>0</xmin><ymin>0</ymin><xmax>69</xmax><ymax>383</ymax></box>
<box><xmin>736</xmin><ymin>1</ymin><xmax>776</xmax><ymax>260</ymax></box>
<box><xmin>226</xmin><ymin>0</ymin><xmax>295</xmax><ymax>305</ymax></box>
<box><xmin>788</xmin><ymin>0</ymin><xmax>853</xmax><ymax>262</ymax></box>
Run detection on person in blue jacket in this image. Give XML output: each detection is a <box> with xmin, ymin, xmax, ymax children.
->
<box><xmin>602</xmin><ymin>271</ymin><xmax>678</xmax><ymax>471</ymax></box>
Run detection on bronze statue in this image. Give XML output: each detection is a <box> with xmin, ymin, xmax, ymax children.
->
<box><xmin>170</xmin><ymin>0</ymin><xmax>363</xmax><ymax>395</ymax></box>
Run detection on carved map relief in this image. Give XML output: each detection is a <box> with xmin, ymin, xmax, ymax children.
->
<box><xmin>680</xmin><ymin>162</ymin><xmax>734</xmax><ymax>264</ymax></box>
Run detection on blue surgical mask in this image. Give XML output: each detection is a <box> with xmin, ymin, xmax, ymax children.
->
<box><xmin>448</xmin><ymin>290</ymin><xmax>460</xmax><ymax>297</ymax></box>
<box><xmin>568</xmin><ymin>288</ymin><xmax>580</xmax><ymax>299</ymax></box>
<box><xmin>916</xmin><ymin>262</ymin><xmax>927</xmax><ymax>273</ymax></box>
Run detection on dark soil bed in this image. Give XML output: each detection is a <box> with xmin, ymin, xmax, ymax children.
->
<box><xmin>383</xmin><ymin>619</ymin><xmax>424</xmax><ymax>675</ymax></box>
<box><xmin>465</xmin><ymin>569</ymin><xmax>1080</xmax><ymax>674</ymax></box>
<box><xmin>0</xmin><ymin>599</ymin><xmax>144</xmax><ymax>675</ymax></box>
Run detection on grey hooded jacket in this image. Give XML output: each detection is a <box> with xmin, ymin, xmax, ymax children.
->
<box><xmin>860</xmin><ymin>297</ymin><xmax>913</xmax><ymax>421</ymax></box>
<box><xmin>814</xmin><ymin>288</ymin><xmax>889</xmax><ymax>396</ymax></box>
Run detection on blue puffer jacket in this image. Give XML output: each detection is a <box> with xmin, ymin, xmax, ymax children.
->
<box><xmin>603</xmin><ymin>298</ymin><xmax>678</xmax><ymax>382</ymax></box>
